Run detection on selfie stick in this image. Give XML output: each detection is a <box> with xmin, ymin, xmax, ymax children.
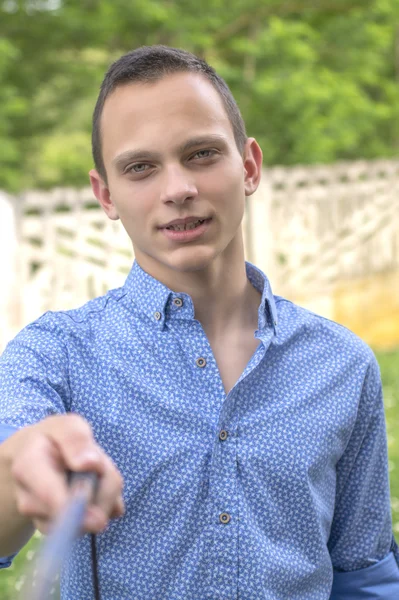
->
<box><xmin>21</xmin><ymin>471</ymin><xmax>99</xmax><ymax>600</ymax></box>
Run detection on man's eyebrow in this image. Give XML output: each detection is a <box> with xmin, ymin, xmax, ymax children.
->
<box><xmin>112</xmin><ymin>135</ymin><xmax>228</xmax><ymax>170</ymax></box>
<box><xmin>178</xmin><ymin>134</ymin><xmax>228</xmax><ymax>154</ymax></box>
<box><xmin>112</xmin><ymin>150</ymin><xmax>161</xmax><ymax>170</ymax></box>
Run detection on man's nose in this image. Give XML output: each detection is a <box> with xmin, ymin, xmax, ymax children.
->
<box><xmin>159</xmin><ymin>165</ymin><xmax>198</xmax><ymax>204</ymax></box>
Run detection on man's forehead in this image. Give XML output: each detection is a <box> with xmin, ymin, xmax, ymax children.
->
<box><xmin>100</xmin><ymin>72</ymin><xmax>235</xmax><ymax>160</ymax></box>
<box><xmin>101</xmin><ymin>72</ymin><xmax>228</xmax><ymax>123</ymax></box>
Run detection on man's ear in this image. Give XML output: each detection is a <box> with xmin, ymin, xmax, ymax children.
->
<box><xmin>89</xmin><ymin>169</ymin><xmax>119</xmax><ymax>220</ymax></box>
<box><xmin>243</xmin><ymin>138</ymin><xmax>263</xmax><ymax>197</ymax></box>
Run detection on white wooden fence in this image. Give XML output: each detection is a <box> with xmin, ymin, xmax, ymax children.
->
<box><xmin>269</xmin><ymin>160</ymin><xmax>399</xmax><ymax>292</ymax></box>
<box><xmin>1</xmin><ymin>158</ymin><xmax>399</xmax><ymax>351</ymax></box>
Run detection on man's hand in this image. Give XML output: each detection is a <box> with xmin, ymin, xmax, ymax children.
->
<box><xmin>8</xmin><ymin>413</ymin><xmax>125</xmax><ymax>535</ymax></box>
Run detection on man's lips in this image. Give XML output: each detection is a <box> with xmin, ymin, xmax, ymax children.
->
<box><xmin>159</xmin><ymin>218</ymin><xmax>212</xmax><ymax>241</ymax></box>
<box><xmin>158</xmin><ymin>216</ymin><xmax>211</xmax><ymax>229</ymax></box>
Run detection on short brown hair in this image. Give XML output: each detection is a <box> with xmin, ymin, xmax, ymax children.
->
<box><xmin>92</xmin><ymin>45</ymin><xmax>247</xmax><ymax>181</ymax></box>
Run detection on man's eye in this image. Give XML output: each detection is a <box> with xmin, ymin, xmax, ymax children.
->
<box><xmin>193</xmin><ymin>149</ymin><xmax>215</xmax><ymax>159</ymax></box>
<box><xmin>128</xmin><ymin>163</ymin><xmax>150</xmax><ymax>173</ymax></box>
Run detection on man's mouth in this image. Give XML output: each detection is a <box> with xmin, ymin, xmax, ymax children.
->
<box><xmin>164</xmin><ymin>218</ymin><xmax>210</xmax><ymax>231</ymax></box>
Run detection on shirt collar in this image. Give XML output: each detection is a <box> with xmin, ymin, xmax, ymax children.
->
<box><xmin>245</xmin><ymin>261</ymin><xmax>278</xmax><ymax>334</ymax></box>
<box><xmin>123</xmin><ymin>259</ymin><xmax>277</xmax><ymax>334</ymax></box>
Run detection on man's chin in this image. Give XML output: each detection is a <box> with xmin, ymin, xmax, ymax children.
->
<box><xmin>165</xmin><ymin>253</ymin><xmax>216</xmax><ymax>273</ymax></box>
<box><xmin>133</xmin><ymin>242</ymin><xmax>229</xmax><ymax>278</ymax></box>
<box><xmin>147</xmin><ymin>247</ymin><xmax>218</xmax><ymax>275</ymax></box>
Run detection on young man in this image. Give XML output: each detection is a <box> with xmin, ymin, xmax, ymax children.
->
<box><xmin>0</xmin><ymin>45</ymin><xmax>398</xmax><ymax>599</ymax></box>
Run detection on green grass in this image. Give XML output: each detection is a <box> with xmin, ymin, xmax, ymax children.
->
<box><xmin>375</xmin><ymin>348</ymin><xmax>399</xmax><ymax>532</ymax></box>
<box><xmin>0</xmin><ymin>532</ymin><xmax>43</xmax><ymax>598</ymax></box>
<box><xmin>1</xmin><ymin>348</ymin><xmax>398</xmax><ymax>597</ymax></box>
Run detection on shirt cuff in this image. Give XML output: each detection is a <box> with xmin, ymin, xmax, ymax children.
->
<box><xmin>0</xmin><ymin>423</ymin><xmax>19</xmax><ymax>442</ymax></box>
<box><xmin>331</xmin><ymin>551</ymin><xmax>399</xmax><ymax>599</ymax></box>
<box><xmin>0</xmin><ymin>554</ymin><xmax>17</xmax><ymax>569</ymax></box>
<box><xmin>0</xmin><ymin>423</ymin><xmax>21</xmax><ymax>568</ymax></box>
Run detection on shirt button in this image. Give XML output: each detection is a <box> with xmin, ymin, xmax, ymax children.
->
<box><xmin>219</xmin><ymin>512</ymin><xmax>231</xmax><ymax>524</ymax></box>
<box><xmin>154</xmin><ymin>311</ymin><xmax>161</xmax><ymax>321</ymax></box>
<box><xmin>196</xmin><ymin>357</ymin><xmax>207</xmax><ymax>368</ymax></box>
<box><xmin>173</xmin><ymin>297</ymin><xmax>183</xmax><ymax>308</ymax></box>
<box><xmin>219</xmin><ymin>429</ymin><xmax>228</xmax><ymax>441</ymax></box>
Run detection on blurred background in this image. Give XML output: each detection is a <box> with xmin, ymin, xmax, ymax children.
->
<box><xmin>0</xmin><ymin>0</ymin><xmax>399</xmax><ymax>597</ymax></box>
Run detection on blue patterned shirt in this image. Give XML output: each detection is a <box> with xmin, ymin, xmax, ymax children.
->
<box><xmin>1</xmin><ymin>260</ymin><xmax>399</xmax><ymax>599</ymax></box>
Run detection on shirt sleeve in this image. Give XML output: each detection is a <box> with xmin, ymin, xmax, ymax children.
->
<box><xmin>0</xmin><ymin>314</ymin><xmax>70</xmax><ymax>569</ymax></box>
<box><xmin>328</xmin><ymin>352</ymin><xmax>399</xmax><ymax>598</ymax></box>
<box><xmin>0</xmin><ymin>312</ymin><xmax>69</xmax><ymax>428</ymax></box>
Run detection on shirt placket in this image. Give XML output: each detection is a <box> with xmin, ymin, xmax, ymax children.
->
<box><xmin>206</xmin><ymin>400</ymin><xmax>240</xmax><ymax>599</ymax></box>
<box><xmin>169</xmin><ymin>296</ymin><xmax>272</xmax><ymax>599</ymax></box>
<box><xmin>205</xmin><ymin>334</ymin><xmax>270</xmax><ymax>599</ymax></box>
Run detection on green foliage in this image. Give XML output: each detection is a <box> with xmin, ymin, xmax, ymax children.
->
<box><xmin>0</xmin><ymin>37</ymin><xmax>26</xmax><ymax>190</ymax></box>
<box><xmin>0</xmin><ymin>0</ymin><xmax>398</xmax><ymax>191</ymax></box>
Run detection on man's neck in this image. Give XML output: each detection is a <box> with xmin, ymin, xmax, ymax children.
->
<box><xmin>137</xmin><ymin>251</ymin><xmax>262</xmax><ymax>340</ymax></box>
<box><xmin>191</xmin><ymin>267</ymin><xmax>261</xmax><ymax>340</ymax></box>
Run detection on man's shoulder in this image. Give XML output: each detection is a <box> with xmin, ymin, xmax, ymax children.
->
<box><xmin>274</xmin><ymin>294</ymin><xmax>374</xmax><ymax>364</ymax></box>
<box><xmin>8</xmin><ymin>285</ymin><xmax>129</xmax><ymax>349</ymax></box>
<box><xmin>46</xmin><ymin>285</ymin><xmax>128</xmax><ymax>325</ymax></box>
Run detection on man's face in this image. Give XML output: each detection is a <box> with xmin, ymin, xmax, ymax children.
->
<box><xmin>90</xmin><ymin>72</ymin><xmax>261</xmax><ymax>279</ymax></box>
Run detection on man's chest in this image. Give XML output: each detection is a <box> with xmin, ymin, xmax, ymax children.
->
<box><xmin>67</xmin><ymin>327</ymin><xmax>358</xmax><ymax>508</ymax></box>
<box><xmin>208</xmin><ymin>333</ymin><xmax>261</xmax><ymax>395</ymax></box>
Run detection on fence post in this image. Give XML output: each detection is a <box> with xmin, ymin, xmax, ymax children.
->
<box><xmin>0</xmin><ymin>191</ymin><xmax>20</xmax><ymax>352</ymax></box>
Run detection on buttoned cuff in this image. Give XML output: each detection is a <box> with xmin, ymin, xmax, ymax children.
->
<box><xmin>0</xmin><ymin>423</ymin><xmax>19</xmax><ymax>441</ymax></box>
<box><xmin>0</xmin><ymin>554</ymin><xmax>17</xmax><ymax>569</ymax></box>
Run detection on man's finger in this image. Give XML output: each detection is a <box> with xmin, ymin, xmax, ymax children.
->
<box><xmin>92</xmin><ymin>454</ymin><xmax>124</xmax><ymax>518</ymax></box>
<box><xmin>40</xmin><ymin>414</ymin><xmax>105</xmax><ymax>474</ymax></box>
<box><xmin>11</xmin><ymin>435</ymin><xmax>70</xmax><ymax>519</ymax></box>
